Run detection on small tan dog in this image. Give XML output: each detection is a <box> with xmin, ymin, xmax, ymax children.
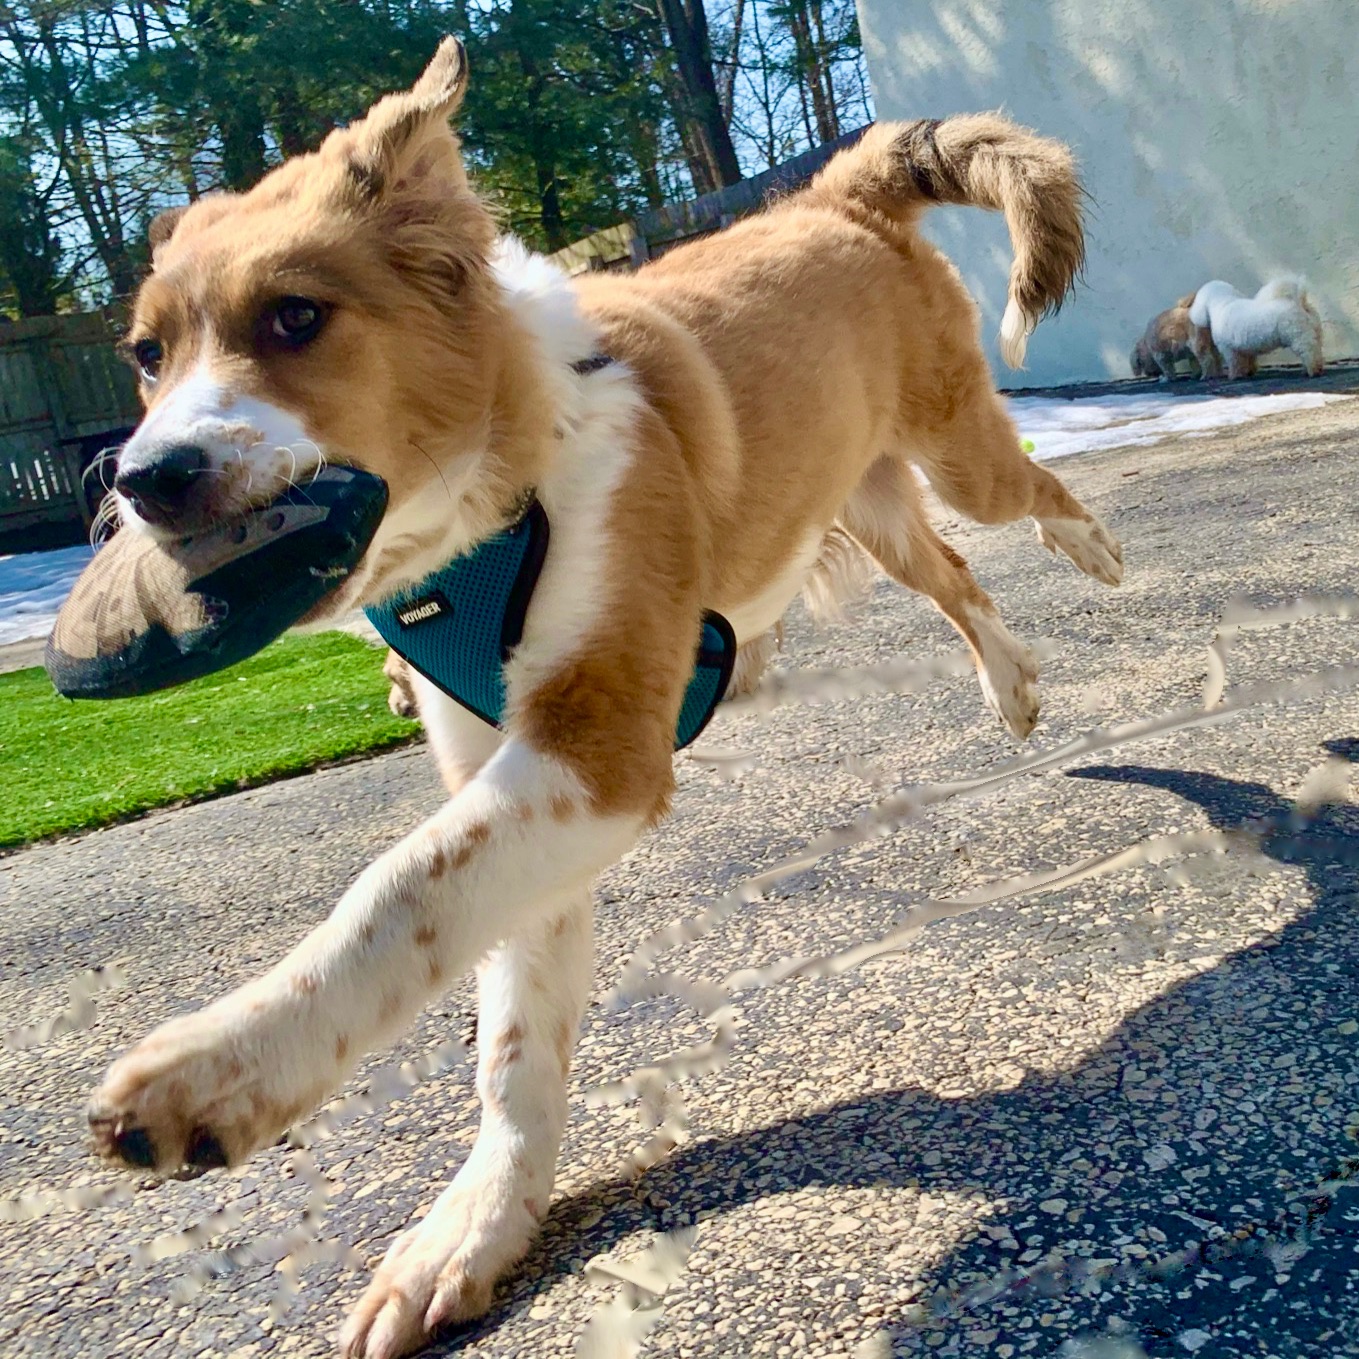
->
<box><xmin>88</xmin><ymin>41</ymin><xmax>1123</xmax><ymax>1358</ymax></box>
<box><xmin>1131</xmin><ymin>293</ymin><xmax>1222</xmax><ymax>380</ymax></box>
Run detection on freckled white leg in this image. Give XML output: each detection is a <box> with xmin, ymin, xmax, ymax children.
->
<box><xmin>87</xmin><ymin>741</ymin><xmax>639</xmax><ymax>1176</ymax></box>
<box><xmin>339</xmin><ymin>893</ymin><xmax>593</xmax><ymax>1359</ymax></box>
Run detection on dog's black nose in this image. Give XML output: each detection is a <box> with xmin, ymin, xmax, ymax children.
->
<box><xmin>114</xmin><ymin>444</ymin><xmax>207</xmax><ymax>524</ymax></box>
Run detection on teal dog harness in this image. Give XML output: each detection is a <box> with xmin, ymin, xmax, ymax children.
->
<box><xmin>364</xmin><ymin>487</ymin><xmax>736</xmax><ymax>751</ymax></box>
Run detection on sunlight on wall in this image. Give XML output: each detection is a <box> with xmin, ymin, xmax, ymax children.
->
<box><xmin>857</xmin><ymin>0</ymin><xmax>1359</xmax><ymax>386</ymax></box>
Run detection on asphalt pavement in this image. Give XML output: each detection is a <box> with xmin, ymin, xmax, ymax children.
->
<box><xmin>4</xmin><ymin>388</ymin><xmax>1359</xmax><ymax>1359</ymax></box>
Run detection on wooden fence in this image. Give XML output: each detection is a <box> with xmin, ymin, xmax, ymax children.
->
<box><xmin>550</xmin><ymin>125</ymin><xmax>870</xmax><ymax>277</ymax></box>
<box><xmin>0</xmin><ymin>310</ymin><xmax>140</xmax><ymax>554</ymax></box>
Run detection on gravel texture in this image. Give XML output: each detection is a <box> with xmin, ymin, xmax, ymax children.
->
<box><xmin>5</xmin><ymin>386</ymin><xmax>1359</xmax><ymax>1359</ymax></box>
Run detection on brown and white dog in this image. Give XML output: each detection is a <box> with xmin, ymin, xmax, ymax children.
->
<box><xmin>1130</xmin><ymin>293</ymin><xmax>1223</xmax><ymax>381</ymax></box>
<box><xmin>87</xmin><ymin>41</ymin><xmax>1122</xmax><ymax>1358</ymax></box>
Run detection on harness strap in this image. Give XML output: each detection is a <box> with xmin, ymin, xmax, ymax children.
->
<box><xmin>364</xmin><ymin>496</ymin><xmax>735</xmax><ymax>750</ymax></box>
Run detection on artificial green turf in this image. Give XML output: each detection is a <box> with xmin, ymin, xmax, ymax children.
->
<box><xmin>0</xmin><ymin>632</ymin><xmax>420</xmax><ymax>849</ymax></box>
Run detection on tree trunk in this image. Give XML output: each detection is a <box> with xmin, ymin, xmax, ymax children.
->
<box><xmin>655</xmin><ymin>0</ymin><xmax>742</xmax><ymax>189</ymax></box>
<box><xmin>808</xmin><ymin>0</ymin><xmax>841</xmax><ymax>141</ymax></box>
<box><xmin>189</xmin><ymin>0</ymin><xmax>268</xmax><ymax>190</ymax></box>
<box><xmin>787</xmin><ymin>1</ymin><xmax>838</xmax><ymax>145</ymax></box>
<box><xmin>510</xmin><ymin>0</ymin><xmax>567</xmax><ymax>251</ymax></box>
<box><xmin>273</xmin><ymin>86</ymin><xmax>314</xmax><ymax>160</ymax></box>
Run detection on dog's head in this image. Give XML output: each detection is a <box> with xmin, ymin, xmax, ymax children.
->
<box><xmin>114</xmin><ymin>40</ymin><xmax>508</xmax><ymax>551</ymax></box>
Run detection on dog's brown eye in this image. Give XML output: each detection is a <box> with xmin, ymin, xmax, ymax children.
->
<box><xmin>270</xmin><ymin>297</ymin><xmax>326</xmax><ymax>346</ymax></box>
<box><xmin>133</xmin><ymin>338</ymin><xmax>163</xmax><ymax>381</ymax></box>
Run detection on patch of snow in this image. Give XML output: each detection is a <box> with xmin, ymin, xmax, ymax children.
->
<box><xmin>0</xmin><ymin>544</ymin><xmax>93</xmax><ymax>646</ymax></box>
<box><xmin>1011</xmin><ymin>390</ymin><xmax>1348</xmax><ymax>462</ymax></box>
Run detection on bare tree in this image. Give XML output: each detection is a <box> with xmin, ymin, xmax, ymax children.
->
<box><xmin>654</xmin><ymin>0</ymin><xmax>742</xmax><ymax>191</ymax></box>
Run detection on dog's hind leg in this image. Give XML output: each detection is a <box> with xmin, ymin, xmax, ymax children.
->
<box><xmin>1192</xmin><ymin>327</ymin><xmax>1223</xmax><ymax>378</ymax></box>
<box><xmin>1152</xmin><ymin>349</ymin><xmax>1179</xmax><ymax>381</ymax></box>
<box><xmin>841</xmin><ymin>456</ymin><xmax>1040</xmax><ymax>738</ymax></box>
<box><xmin>1287</xmin><ymin>314</ymin><xmax>1325</xmax><ymax>377</ymax></box>
<box><xmin>341</xmin><ymin>893</ymin><xmax>593</xmax><ymax>1357</ymax></box>
<box><xmin>907</xmin><ymin>384</ymin><xmax>1124</xmax><ymax>587</ymax></box>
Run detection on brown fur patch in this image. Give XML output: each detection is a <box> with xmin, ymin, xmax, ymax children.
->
<box><xmin>548</xmin><ymin>794</ymin><xmax>576</xmax><ymax>822</ymax></box>
<box><xmin>335</xmin><ymin>1034</ymin><xmax>350</xmax><ymax>1062</ymax></box>
<box><xmin>413</xmin><ymin>922</ymin><xmax>438</xmax><ymax>947</ymax></box>
<box><xmin>292</xmin><ymin>974</ymin><xmax>318</xmax><ymax>996</ymax></box>
<box><xmin>555</xmin><ymin>1018</ymin><xmax>575</xmax><ymax>1078</ymax></box>
<box><xmin>512</xmin><ymin>412</ymin><xmax>695</xmax><ymax>822</ymax></box>
<box><xmin>484</xmin><ymin>1023</ymin><xmax>524</xmax><ymax>1077</ymax></box>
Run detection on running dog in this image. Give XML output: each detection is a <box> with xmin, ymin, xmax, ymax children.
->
<box><xmin>1189</xmin><ymin>277</ymin><xmax>1324</xmax><ymax>380</ymax></box>
<box><xmin>87</xmin><ymin>40</ymin><xmax>1123</xmax><ymax>1359</ymax></box>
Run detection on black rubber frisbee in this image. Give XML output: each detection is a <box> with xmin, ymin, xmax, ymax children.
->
<box><xmin>45</xmin><ymin>466</ymin><xmax>388</xmax><ymax>700</ymax></box>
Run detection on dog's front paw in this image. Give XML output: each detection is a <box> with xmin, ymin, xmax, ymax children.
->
<box><xmin>339</xmin><ymin>1170</ymin><xmax>543</xmax><ymax>1359</ymax></box>
<box><xmin>88</xmin><ymin>997</ymin><xmax>320</xmax><ymax>1173</ymax></box>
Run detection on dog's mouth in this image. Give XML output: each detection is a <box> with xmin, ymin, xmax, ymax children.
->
<box><xmin>115</xmin><ymin>441</ymin><xmax>334</xmax><ymax>542</ymax></box>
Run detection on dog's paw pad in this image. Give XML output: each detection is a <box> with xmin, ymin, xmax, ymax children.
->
<box><xmin>88</xmin><ymin>1115</ymin><xmax>159</xmax><ymax>1169</ymax></box>
<box><xmin>87</xmin><ymin>1006</ymin><xmax>317</xmax><ymax>1175</ymax></box>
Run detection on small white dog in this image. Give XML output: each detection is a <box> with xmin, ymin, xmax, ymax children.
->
<box><xmin>1189</xmin><ymin>276</ymin><xmax>1324</xmax><ymax>380</ymax></box>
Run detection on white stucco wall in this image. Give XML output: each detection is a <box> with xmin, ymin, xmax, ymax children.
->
<box><xmin>857</xmin><ymin>0</ymin><xmax>1359</xmax><ymax>387</ymax></box>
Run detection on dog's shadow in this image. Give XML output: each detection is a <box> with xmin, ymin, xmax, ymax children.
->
<box><xmin>433</xmin><ymin>749</ymin><xmax>1359</xmax><ymax>1355</ymax></box>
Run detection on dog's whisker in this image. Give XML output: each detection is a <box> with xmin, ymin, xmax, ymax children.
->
<box><xmin>410</xmin><ymin>438</ymin><xmax>452</xmax><ymax>502</ymax></box>
<box><xmin>89</xmin><ymin>493</ymin><xmax>121</xmax><ymax>548</ymax></box>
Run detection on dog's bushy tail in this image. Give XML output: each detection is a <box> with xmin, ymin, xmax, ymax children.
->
<box><xmin>804</xmin><ymin>115</ymin><xmax>1085</xmax><ymax>367</ymax></box>
<box><xmin>1257</xmin><ymin>274</ymin><xmax>1309</xmax><ymax>304</ymax></box>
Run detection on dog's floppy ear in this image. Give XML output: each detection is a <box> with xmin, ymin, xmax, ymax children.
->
<box><xmin>148</xmin><ymin>205</ymin><xmax>190</xmax><ymax>266</ymax></box>
<box><xmin>146</xmin><ymin>193</ymin><xmax>237</xmax><ymax>268</ymax></box>
<box><xmin>149</xmin><ymin>205</ymin><xmax>189</xmax><ymax>255</ymax></box>
<box><xmin>340</xmin><ymin>37</ymin><xmax>470</xmax><ymax>200</ymax></box>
